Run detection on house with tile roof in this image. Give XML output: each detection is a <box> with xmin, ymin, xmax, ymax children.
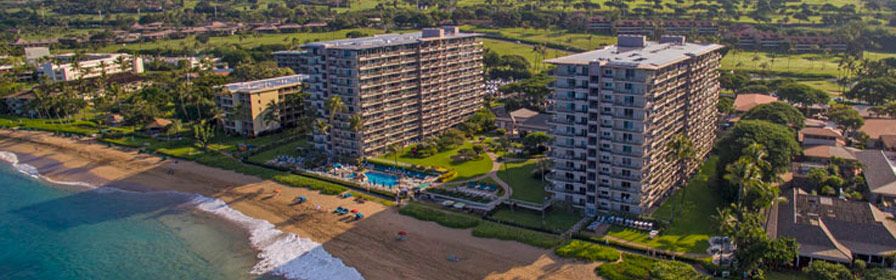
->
<box><xmin>768</xmin><ymin>188</ymin><xmax>896</xmax><ymax>266</ymax></box>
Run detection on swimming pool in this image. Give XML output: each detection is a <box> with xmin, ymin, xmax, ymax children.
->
<box><xmin>349</xmin><ymin>171</ymin><xmax>399</xmax><ymax>187</ymax></box>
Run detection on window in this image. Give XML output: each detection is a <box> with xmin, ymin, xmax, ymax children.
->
<box><xmin>624</xmin><ymin>83</ymin><xmax>632</xmax><ymax>90</ymax></box>
<box><xmin>624</xmin><ymin>96</ymin><xmax>634</xmax><ymax>103</ymax></box>
<box><xmin>622</xmin><ymin>158</ymin><xmax>631</xmax><ymax>166</ymax></box>
<box><xmin>623</xmin><ymin>133</ymin><xmax>633</xmax><ymax>141</ymax></box>
<box><xmin>623</xmin><ymin>121</ymin><xmax>633</xmax><ymax>129</ymax></box>
<box><xmin>621</xmin><ymin>181</ymin><xmax>631</xmax><ymax>188</ymax></box>
<box><xmin>622</xmin><ymin>145</ymin><xmax>632</xmax><ymax>153</ymax></box>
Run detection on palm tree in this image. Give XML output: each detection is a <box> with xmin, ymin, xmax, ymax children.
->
<box><xmin>324</xmin><ymin>96</ymin><xmax>347</xmax><ymax>162</ymax></box>
<box><xmin>349</xmin><ymin>114</ymin><xmax>362</xmax><ymax>132</ymax></box>
<box><xmin>387</xmin><ymin>143</ymin><xmax>403</xmax><ymax>170</ymax></box>
<box><xmin>262</xmin><ymin>99</ymin><xmax>281</xmax><ymax>130</ymax></box>
<box><xmin>665</xmin><ymin>133</ymin><xmax>696</xmax><ymax>221</ymax></box>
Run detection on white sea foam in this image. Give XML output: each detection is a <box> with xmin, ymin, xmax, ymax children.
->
<box><xmin>0</xmin><ymin>150</ymin><xmax>364</xmax><ymax>280</ymax></box>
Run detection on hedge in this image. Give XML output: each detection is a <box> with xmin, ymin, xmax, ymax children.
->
<box><xmin>472</xmin><ymin>221</ymin><xmax>564</xmax><ymax>249</ymax></box>
<box><xmin>398</xmin><ymin>202</ymin><xmax>481</xmax><ymax>228</ymax></box>
<box><xmin>365</xmin><ymin>157</ymin><xmax>445</xmax><ymax>175</ymax></box>
<box><xmin>596</xmin><ymin>253</ymin><xmax>708</xmax><ymax>280</ymax></box>
<box><xmin>555</xmin><ymin>240</ymin><xmax>621</xmax><ymax>262</ymax></box>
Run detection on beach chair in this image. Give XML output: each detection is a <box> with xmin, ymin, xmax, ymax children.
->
<box><xmin>354</xmin><ymin>213</ymin><xmax>364</xmax><ymax>220</ymax></box>
<box><xmin>342</xmin><ymin>193</ymin><xmax>353</xmax><ymax>199</ymax></box>
<box><xmin>488</xmin><ymin>186</ymin><xmax>497</xmax><ymax>192</ymax></box>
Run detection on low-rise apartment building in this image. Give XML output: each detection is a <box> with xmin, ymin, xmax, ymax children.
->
<box><xmin>545</xmin><ymin>35</ymin><xmax>724</xmax><ymax>215</ymax></box>
<box><xmin>296</xmin><ymin>27</ymin><xmax>484</xmax><ymax>158</ymax></box>
<box><xmin>216</xmin><ymin>74</ymin><xmax>307</xmax><ymax>136</ymax></box>
<box><xmin>40</xmin><ymin>53</ymin><xmax>144</xmax><ymax>81</ymax></box>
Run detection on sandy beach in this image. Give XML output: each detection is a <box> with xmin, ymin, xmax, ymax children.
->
<box><xmin>0</xmin><ymin>129</ymin><xmax>600</xmax><ymax>280</ymax></box>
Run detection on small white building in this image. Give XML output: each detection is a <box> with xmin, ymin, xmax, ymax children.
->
<box><xmin>40</xmin><ymin>53</ymin><xmax>143</xmax><ymax>81</ymax></box>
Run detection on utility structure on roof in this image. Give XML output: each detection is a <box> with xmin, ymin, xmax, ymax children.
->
<box><xmin>544</xmin><ymin>35</ymin><xmax>724</xmax><ymax>215</ymax></box>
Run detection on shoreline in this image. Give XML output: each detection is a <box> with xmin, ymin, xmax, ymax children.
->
<box><xmin>0</xmin><ymin>129</ymin><xmax>601</xmax><ymax>280</ymax></box>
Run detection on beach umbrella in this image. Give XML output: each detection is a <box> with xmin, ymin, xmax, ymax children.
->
<box><xmin>351</xmin><ymin>209</ymin><xmax>359</xmax><ymax>213</ymax></box>
<box><xmin>273</xmin><ymin>189</ymin><xmax>281</xmax><ymax>194</ymax></box>
<box><xmin>398</xmin><ymin>231</ymin><xmax>407</xmax><ymax>236</ymax></box>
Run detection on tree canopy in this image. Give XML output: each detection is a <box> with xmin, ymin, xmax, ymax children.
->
<box><xmin>717</xmin><ymin>120</ymin><xmax>800</xmax><ymax>195</ymax></box>
<box><xmin>776</xmin><ymin>83</ymin><xmax>830</xmax><ymax>111</ymax></box>
<box><xmin>828</xmin><ymin>104</ymin><xmax>864</xmax><ymax>136</ymax></box>
<box><xmin>742</xmin><ymin>102</ymin><xmax>805</xmax><ymax>130</ymax></box>
<box><xmin>846</xmin><ymin>77</ymin><xmax>896</xmax><ymax>105</ymax></box>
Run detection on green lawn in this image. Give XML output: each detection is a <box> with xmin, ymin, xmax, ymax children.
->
<box><xmin>247</xmin><ymin>139</ymin><xmax>310</xmax><ymax>164</ymax></box>
<box><xmin>94</xmin><ymin>28</ymin><xmax>388</xmax><ymax>52</ymax></box>
<box><xmin>482</xmin><ymin>38</ymin><xmax>571</xmax><ymax>70</ymax></box>
<box><xmin>497</xmin><ymin>159</ymin><xmax>547</xmax><ymax>203</ymax></box>
<box><xmin>721</xmin><ymin>50</ymin><xmax>896</xmax><ymax>78</ymax></box>
<box><xmin>465</xmin><ymin>26</ymin><xmax>615</xmax><ymax>51</ymax></box>
<box><xmin>722</xmin><ymin>50</ymin><xmax>841</xmax><ymax>77</ymax></box>
<box><xmin>0</xmin><ymin>115</ymin><xmax>133</xmax><ymax>135</ymax></box>
<box><xmin>797</xmin><ymin>79</ymin><xmax>844</xmax><ymax>96</ymax></box>
<box><xmin>377</xmin><ymin>141</ymin><xmax>493</xmax><ymax>182</ymax></box>
<box><xmin>606</xmin><ymin>156</ymin><xmax>722</xmax><ymax>254</ymax></box>
<box><xmin>489</xmin><ymin>206</ymin><xmax>580</xmax><ymax>233</ymax></box>
<box><xmin>767</xmin><ymin>271</ymin><xmax>811</xmax><ymax>280</ymax></box>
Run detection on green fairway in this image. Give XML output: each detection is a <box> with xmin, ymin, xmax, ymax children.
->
<box><xmin>797</xmin><ymin>79</ymin><xmax>844</xmax><ymax>96</ymax></box>
<box><xmin>767</xmin><ymin>271</ymin><xmax>811</xmax><ymax>280</ymax></box>
<box><xmin>377</xmin><ymin>141</ymin><xmax>493</xmax><ymax>182</ymax></box>
<box><xmin>489</xmin><ymin>206</ymin><xmax>580</xmax><ymax>233</ymax></box>
<box><xmin>465</xmin><ymin>26</ymin><xmax>615</xmax><ymax>51</ymax></box>
<box><xmin>497</xmin><ymin>159</ymin><xmax>547</xmax><ymax>203</ymax></box>
<box><xmin>722</xmin><ymin>50</ymin><xmax>841</xmax><ymax>77</ymax></box>
<box><xmin>94</xmin><ymin>28</ymin><xmax>389</xmax><ymax>52</ymax></box>
<box><xmin>606</xmin><ymin>156</ymin><xmax>722</xmax><ymax>254</ymax></box>
<box><xmin>482</xmin><ymin>39</ymin><xmax>571</xmax><ymax>70</ymax></box>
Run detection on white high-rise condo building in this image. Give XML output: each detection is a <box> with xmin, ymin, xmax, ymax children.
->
<box><xmin>544</xmin><ymin>35</ymin><xmax>723</xmax><ymax>215</ymax></box>
<box><xmin>290</xmin><ymin>27</ymin><xmax>484</xmax><ymax>158</ymax></box>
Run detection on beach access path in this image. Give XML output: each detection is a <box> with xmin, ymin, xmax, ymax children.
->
<box><xmin>0</xmin><ymin>129</ymin><xmax>602</xmax><ymax>280</ymax></box>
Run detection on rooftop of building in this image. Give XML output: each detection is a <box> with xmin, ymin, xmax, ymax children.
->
<box><xmin>734</xmin><ymin>93</ymin><xmax>778</xmax><ymax>112</ymax></box>
<box><xmin>861</xmin><ymin>119</ymin><xmax>896</xmax><ymax>140</ymax></box>
<box><xmin>800</xmin><ymin>127</ymin><xmax>844</xmax><ymax>139</ymax></box>
<box><xmin>300</xmin><ymin>27</ymin><xmax>480</xmax><ymax>50</ymax></box>
<box><xmin>223</xmin><ymin>74</ymin><xmax>307</xmax><ymax>93</ymax></box>
<box><xmin>769</xmin><ymin>188</ymin><xmax>896</xmax><ymax>262</ymax></box>
<box><xmin>802</xmin><ymin>145</ymin><xmax>859</xmax><ymax>160</ymax></box>
<box><xmin>544</xmin><ymin>35</ymin><xmax>723</xmax><ymax>69</ymax></box>
<box><xmin>855</xmin><ymin>150</ymin><xmax>896</xmax><ymax>197</ymax></box>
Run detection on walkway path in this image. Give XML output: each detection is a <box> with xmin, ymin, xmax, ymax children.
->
<box><xmin>442</xmin><ymin>152</ymin><xmax>514</xmax><ymax>201</ymax></box>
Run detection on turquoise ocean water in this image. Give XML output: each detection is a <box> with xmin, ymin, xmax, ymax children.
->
<box><xmin>0</xmin><ymin>156</ymin><xmax>261</xmax><ymax>280</ymax></box>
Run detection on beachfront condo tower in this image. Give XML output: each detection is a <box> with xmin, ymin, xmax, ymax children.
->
<box><xmin>282</xmin><ymin>26</ymin><xmax>484</xmax><ymax>158</ymax></box>
<box><xmin>216</xmin><ymin>74</ymin><xmax>307</xmax><ymax>136</ymax></box>
<box><xmin>544</xmin><ymin>35</ymin><xmax>723</xmax><ymax>215</ymax></box>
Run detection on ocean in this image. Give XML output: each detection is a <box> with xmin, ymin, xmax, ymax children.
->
<box><xmin>0</xmin><ymin>151</ymin><xmax>364</xmax><ymax>280</ymax></box>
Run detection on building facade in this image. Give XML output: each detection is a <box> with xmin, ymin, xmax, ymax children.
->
<box><xmin>40</xmin><ymin>53</ymin><xmax>144</xmax><ymax>81</ymax></box>
<box><xmin>545</xmin><ymin>35</ymin><xmax>723</xmax><ymax>215</ymax></box>
<box><xmin>216</xmin><ymin>74</ymin><xmax>307</xmax><ymax>136</ymax></box>
<box><xmin>296</xmin><ymin>27</ymin><xmax>484</xmax><ymax>158</ymax></box>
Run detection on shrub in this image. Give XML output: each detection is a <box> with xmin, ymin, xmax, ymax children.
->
<box><xmin>804</xmin><ymin>260</ymin><xmax>853</xmax><ymax>280</ymax></box>
<box><xmin>472</xmin><ymin>221</ymin><xmax>563</xmax><ymax>249</ymax></box>
<box><xmin>555</xmin><ymin>240</ymin><xmax>621</xmax><ymax>262</ymax></box>
<box><xmin>438</xmin><ymin>170</ymin><xmax>457</xmax><ymax>182</ymax></box>
<box><xmin>596</xmin><ymin>253</ymin><xmax>707</xmax><ymax>280</ymax></box>
<box><xmin>398</xmin><ymin>202</ymin><xmax>480</xmax><ymax>228</ymax></box>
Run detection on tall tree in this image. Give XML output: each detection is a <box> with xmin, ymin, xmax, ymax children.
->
<box><xmin>665</xmin><ymin>133</ymin><xmax>696</xmax><ymax>221</ymax></box>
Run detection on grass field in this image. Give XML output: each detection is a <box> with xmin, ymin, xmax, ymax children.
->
<box><xmin>482</xmin><ymin>39</ymin><xmax>571</xmax><ymax>70</ymax></box>
<box><xmin>606</xmin><ymin>156</ymin><xmax>722</xmax><ymax>254</ymax></box>
<box><xmin>378</xmin><ymin>141</ymin><xmax>493</xmax><ymax>182</ymax></box>
<box><xmin>93</xmin><ymin>28</ymin><xmax>388</xmax><ymax>52</ymax></box>
<box><xmin>767</xmin><ymin>271</ymin><xmax>811</xmax><ymax>280</ymax></box>
<box><xmin>247</xmin><ymin>139</ymin><xmax>310</xmax><ymax>164</ymax></box>
<box><xmin>497</xmin><ymin>159</ymin><xmax>546</xmax><ymax>203</ymax></box>
<box><xmin>797</xmin><ymin>79</ymin><xmax>844</xmax><ymax>96</ymax></box>
<box><xmin>465</xmin><ymin>26</ymin><xmax>615</xmax><ymax>51</ymax></box>
<box><xmin>721</xmin><ymin>50</ymin><xmax>896</xmax><ymax>77</ymax></box>
<box><xmin>489</xmin><ymin>206</ymin><xmax>580</xmax><ymax>233</ymax></box>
